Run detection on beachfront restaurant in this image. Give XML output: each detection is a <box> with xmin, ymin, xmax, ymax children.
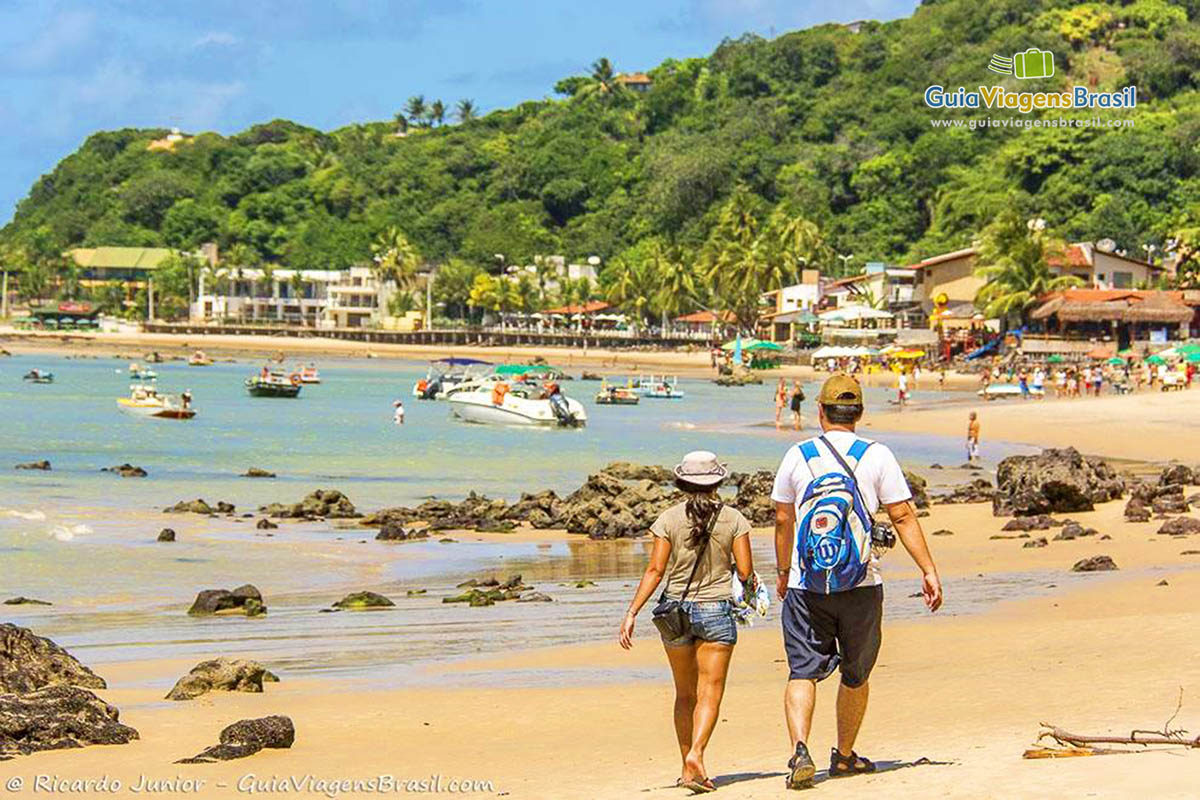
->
<box><xmin>1028</xmin><ymin>289</ymin><xmax>1195</xmax><ymax>352</ymax></box>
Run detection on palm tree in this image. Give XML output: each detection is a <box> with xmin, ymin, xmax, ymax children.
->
<box><xmin>604</xmin><ymin>259</ymin><xmax>656</xmax><ymax>331</ymax></box>
<box><xmin>433</xmin><ymin>259</ymin><xmax>482</xmax><ymax>320</ymax></box>
<box><xmin>974</xmin><ymin>211</ymin><xmax>1082</xmax><ymax>327</ymax></box>
<box><xmin>289</xmin><ymin>270</ymin><xmax>307</xmax><ymax>326</ymax></box>
<box><xmin>429</xmin><ymin>99</ymin><xmax>446</xmax><ymax>127</ymax></box>
<box><xmin>455</xmin><ymin>98</ymin><xmax>477</xmax><ymax>123</ymax></box>
<box><xmin>392</xmin><ymin>112</ymin><xmax>408</xmax><ymax>135</ymax></box>
<box><xmin>370</xmin><ymin>227</ymin><xmax>422</xmax><ymax>295</ymax></box>
<box><xmin>590</xmin><ymin>57</ymin><xmax>618</xmax><ymax>94</ymax></box>
<box><xmin>651</xmin><ymin>243</ymin><xmax>694</xmax><ymax>332</ymax></box>
<box><xmin>699</xmin><ymin>185</ymin><xmax>761</xmax><ymax>330</ymax></box>
<box><xmin>404</xmin><ymin>95</ymin><xmax>427</xmax><ymax>126</ymax></box>
<box><xmin>514</xmin><ymin>272</ymin><xmax>539</xmax><ymax>316</ymax></box>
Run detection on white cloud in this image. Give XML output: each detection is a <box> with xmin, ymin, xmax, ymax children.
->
<box><xmin>193</xmin><ymin>31</ymin><xmax>239</xmax><ymax>48</ymax></box>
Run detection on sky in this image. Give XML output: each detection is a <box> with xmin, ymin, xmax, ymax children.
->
<box><xmin>0</xmin><ymin>0</ymin><xmax>915</xmax><ymax>225</ymax></box>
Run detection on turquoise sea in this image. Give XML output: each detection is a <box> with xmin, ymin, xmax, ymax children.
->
<box><xmin>0</xmin><ymin>352</ymin><xmax>1039</xmax><ymax>686</ymax></box>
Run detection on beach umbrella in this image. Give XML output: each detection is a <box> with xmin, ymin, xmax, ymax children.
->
<box><xmin>1146</xmin><ymin>354</ymin><xmax>1166</xmax><ymax>365</ymax></box>
<box><xmin>1187</xmin><ymin>352</ymin><xmax>1200</xmax><ymax>363</ymax></box>
<box><xmin>1106</xmin><ymin>357</ymin><xmax>1125</xmax><ymax>366</ymax></box>
<box><xmin>1046</xmin><ymin>354</ymin><xmax>1066</xmax><ymax>364</ymax></box>
<box><xmin>744</xmin><ymin>340</ymin><xmax>783</xmax><ymax>352</ymax></box>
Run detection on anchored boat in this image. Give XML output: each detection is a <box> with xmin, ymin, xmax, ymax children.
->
<box><xmin>413</xmin><ymin>357</ymin><xmax>492</xmax><ymax>400</ymax></box>
<box><xmin>117</xmin><ymin>383</ymin><xmax>196</xmax><ymax>419</ymax></box>
<box><xmin>128</xmin><ymin>362</ymin><xmax>158</xmax><ymax>380</ymax></box>
<box><xmin>297</xmin><ymin>364</ymin><xmax>322</xmax><ymax>384</ymax></box>
<box><xmin>22</xmin><ymin>369</ymin><xmax>54</xmax><ymax>384</ymax></box>
<box><xmin>594</xmin><ymin>380</ymin><xmax>640</xmax><ymax>405</ymax></box>
<box><xmin>631</xmin><ymin>375</ymin><xmax>684</xmax><ymax>399</ymax></box>
<box><xmin>187</xmin><ymin>350</ymin><xmax>213</xmax><ymax>367</ymax></box>
<box><xmin>245</xmin><ymin>369</ymin><xmax>302</xmax><ymax>398</ymax></box>
<box><xmin>449</xmin><ymin>381</ymin><xmax>587</xmax><ymax>427</ymax></box>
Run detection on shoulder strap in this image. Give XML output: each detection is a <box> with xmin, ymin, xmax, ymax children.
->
<box><xmin>818</xmin><ymin>436</ymin><xmax>873</xmax><ymax>518</ymax></box>
<box><xmin>677</xmin><ymin>506</ymin><xmax>720</xmax><ymax>602</ymax></box>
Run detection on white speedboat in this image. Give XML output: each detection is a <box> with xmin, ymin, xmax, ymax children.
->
<box><xmin>448</xmin><ymin>383</ymin><xmax>587</xmax><ymax>427</ymax></box>
<box><xmin>117</xmin><ymin>384</ymin><xmax>196</xmax><ymax>419</ymax></box>
<box><xmin>128</xmin><ymin>362</ymin><xmax>158</xmax><ymax>380</ymax></box>
<box><xmin>413</xmin><ymin>357</ymin><xmax>493</xmax><ymax>400</ymax></box>
<box><xmin>631</xmin><ymin>375</ymin><xmax>684</xmax><ymax>399</ymax></box>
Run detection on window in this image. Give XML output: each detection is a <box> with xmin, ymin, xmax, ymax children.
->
<box><xmin>1112</xmin><ymin>271</ymin><xmax>1133</xmax><ymax>288</ymax></box>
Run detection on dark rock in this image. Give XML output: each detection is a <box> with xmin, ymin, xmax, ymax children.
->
<box><xmin>0</xmin><ymin>685</ymin><xmax>138</xmax><ymax>758</ymax></box>
<box><xmin>1151</xmin><ymin>494</ymin><xmax>1190</xmax><ymax>515</ymax></box>
<box><xmin>242</xmin><ymin>468</ymin><xmax>276</xmax><ymax>478</ymax></box>
<box><xmin>1181</xmin><ymin>550</ymin><xmax>1200</xmax><ymax>555</ymax></box>
<box><xmin>1158</xmin><ymin>517</ymin><xmax>1200</xmax><ymax>536</ymax></box>
<box><xmin>405</xmin><ymin>589</ymin><xmax>427</xmax><ymax>596</ymax></box>
<box><xmin>730</xmin><ymin>470</ymin><xmax>776</xmax><ymax>525</ymax></box>
<box><xmin>600</xmin><ymin>462</ymin><xmax>674</xmax><ymax>483</ymax></box>
<box><xmin>215</xmin><ymin>501</ymin><xmax>236</xmax><ymax>514</ymax></box>
<box><xmin>1022</xmin><ymin>537</ymin><xmax>1048</xmax><ymax>548</ymax></box>
<box><xmin>1054</xmin><ymin>522</ymin><xmax>1085</xmax><ymax>541</ymax></box>
<box><xmin>187</xmin><ymin>586</ymin><xmax>266</xmax><ymax>617</ymax></box>
<box><xmin>260</xmin><ymin>489</ymin><xmax>358</xmax><ymax>520</ymax></box>
<box><xmin>103</xmin><ymin>463</ymin><xmax>147</xmax><ymax>478</ymax></box>
<box><xmin>166</xmin><ymin>658</ymin><xmax>275</xmax><ymax>701</ymax></box>
<box><xmin>516</xmin><ymin>592</ymin><xmax>553</xmax><ymax>603</ymax></box>
<box><xmin>1001</xmin><ymin>514</ymin><xmax>1060</xmax><ymax>531</ymax></box>
<box><xmin>930</xmin><ymin>529</ymin><xmax>955</xmax><ymax>536</ymax></box>
<box><xmin>1071</xmin><ymin>555</ymin><xmax>1118</xmax><ymax>572</ymax></box>
<box><xmin>3</xmin><ymin>597</ymin><xmax>51</xmax><ymax>606</ymax></box>
<box><xmin>331</xmin><ymin>591</ymin><xmax>394</xmax><ymax>610</ymax></box>
<box><xmin>1123</xmin><ymin>498</ymin><xmax>1152</xmax><ymax>522</ymax></box>
<box><xmin>1157</xmin><ymin>579</ymin><xmax>1170</xmax><ymax>587</ymax></box>
<box><xmin>0</xmin><ymin>624</ymin><xmax>105</xmax><ymax>694</ymax></box>
<box><xmin>993</xmin><ymin>448</ymin><xmax>1123</xmax><ymax>517</ymax></box>
<box><xmin>903</xmin><ymin>471</ymin><xmax>930</xmax><ymax>509</ymax></box>
<box><xmin>1159</xmin><ymin>463</ymin><xmax>1195</xmax><ymax>487</ymax></box>
<box><xmin>933</xmin><ymin>478</ymin><xmax>995</xmax><ymax>505</ymax></box>
<box><xmin>178</xmin><ymin>715</ymin><xmax>294</xmax><ymax>763</ymax></box>
<box><xmin>929</xmin><ymin>463</ymin><xmax>943</xmax><ymax>470</ymax></box>
<box><xmin>14</xmin><ymin>460</ymin><xmax>50</xmax><ymax>471</ymax></box>
<box><xmin>157</xmin><ymin>528</ymin><xmax>176</xmax><ymax>542</ymax></box>
<box><xmin>959</xmin><ymin>463</ymin><xmax>985</xmax><ymax>471</ymax></box>
<box><xmin>1100</xmin><ymin>534</ymin><xmax>1112</xmax><ymax>540</ymax></box>
<box><xmin>579</xmin><ymin>371</ymin><xmax>602</xmax><ymax>380</ymax></box>
<box><xmin>165</xmin><ymin>498</ymin><xmax>215</xmax><ymax>514</ymax></box>
<box><xmin>375</xmin><ymin>522</ymin><xmax>426</xmax><ymax>541</ymax></box>
<box><xmin>255</xmin><ymin>518</ymin><xmax>277</xmax><ymax>530</ymax></box>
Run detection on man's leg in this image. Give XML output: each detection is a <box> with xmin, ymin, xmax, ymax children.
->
<box><xmin>784</xmin><ymin>678</ymin><xmax>816</xmax><ymax>746</ymax></box>
<box><xmin>835</xmin><ymin>680</ymin><xmax>869</xmax><ymax>756</ymax></box>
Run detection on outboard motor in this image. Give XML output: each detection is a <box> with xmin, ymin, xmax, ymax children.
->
<box><xmin>421</xmin><ymin>377</ymin><xmax>441</xmax><ymax>400</ymax></box>
<box><xmin>548</xmin><ymin>391</ymin><xmax>577</xmax><ymax>427</ymax></box>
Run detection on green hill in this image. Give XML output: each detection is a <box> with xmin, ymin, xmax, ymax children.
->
<box><xmin>5</xmin><ymin>0</ymin><xmax>1200</xmax><ymax>307</ymax></box>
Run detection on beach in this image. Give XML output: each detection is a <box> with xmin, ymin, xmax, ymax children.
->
<box><xmin>2</xmin><ymin>340</ymin><xmax>1199</xmax><ymax>798</ymax></box>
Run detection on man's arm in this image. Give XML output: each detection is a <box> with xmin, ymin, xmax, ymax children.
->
<box><xmin>883</xmin><ymin>499</ymin><xmax>943</xmax><ymax>612</ymax></box>
<box><xmin>774</xmin><ymin>501</ymin><xmax>796</xmax><ymax>600</ymax></box>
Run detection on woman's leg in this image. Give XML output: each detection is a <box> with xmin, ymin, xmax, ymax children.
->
<box><xmin>685</xmin><ymin>641</ymin><xmax>734</xmax><ymax>781</ymax></box>
<box><xmin>664</xmin><ymin>643</ymin><xmax>699</xmax><ymax>780</ymax></box>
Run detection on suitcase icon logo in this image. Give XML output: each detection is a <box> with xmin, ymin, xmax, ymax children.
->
<box><xmin>988</xmin><ymin>48</ymin><xmax>1055</xmax><ymax>79</ymax></box>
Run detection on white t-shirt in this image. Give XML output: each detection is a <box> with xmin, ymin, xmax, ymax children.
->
<box><xmin>770</xmin><ymin>431</ymin><xmax>912</xmax><ymax>590</ymax></box>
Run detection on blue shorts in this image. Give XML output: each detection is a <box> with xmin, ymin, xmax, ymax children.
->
<box><xmin>660</xmin><ymin>600</ymin><xmax>738</xmax><ymax>647</ymax></box>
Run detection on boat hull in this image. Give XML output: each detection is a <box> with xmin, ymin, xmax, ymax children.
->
<box><xmin>448</xmin><ymin>391</ymin><xmax>587</xmax><ymax>427</ymax></box>
<box><xmin>117</xmin><ymin>400</ymin><xmax>196</xmax><ymax>419</ymax></box>
<box><xmin>245</xmin><ymin>378</ymin><xmax>301</xmax><ymax>398</ymax></box>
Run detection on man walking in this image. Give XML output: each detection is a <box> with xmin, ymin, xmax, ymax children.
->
<box><xmin>967</xmin><ymin>411</ymin><xmax>981</xmax><ymax>463</ymax></box>
<box><xmin>771</xmin><ymin>375</ymin><xmax>942</xmax><ymax>789</ymax></box>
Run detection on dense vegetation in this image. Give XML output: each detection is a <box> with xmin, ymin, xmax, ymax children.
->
<box><xmin>4</xmin><ymin>0</ymin><xmax>1200</xmax><ymax>322</ymax></box>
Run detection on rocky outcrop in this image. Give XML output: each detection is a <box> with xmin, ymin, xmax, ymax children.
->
<box><xmin>729</xmin><ymin>470</ymin><xmax>776</xmax><ymax>526</ymax></box>
<box><xmin>1001</xmin><ymin>514</ymin><xmax>1064</xmax><ymax>531</ymax></box>
<box><xmin>1072</xmin><ymin>555</ymin><xmax>1118</xmax><ymax>572</ymax></box>
<box><xmin>1159</xmin><ymin>463</ymin><xmax>1196</xmax><ymax>487</ymax></box>
<box><xmin>4</xmin><ymin>597</ymin><xmax>51</xmax><ymax>606</ymax></box>
<box><xmin>993</xmin><ymin>448</ymin><xmax>1124</xmax><ymax>517</ymax></box>
<box><xmin>157</xmin><ymin>528</ymin><xmax>176</xmax><ymax>542</ymax></box>
<box><xmin>1158</xmin><ymin>517</ymin><xmax>1200</xmax><ymax>536</ymax></box>
<box><xmin>177</xmin><ymin>715</ymin><xmax>294</xmax><ymax>764</ymax></box>
<box><xmin>375</xmin><ymin>523</ymin><xmax>426</xmax><ymax>541</ymax></box>
<box><xmin>166</xmin><ymin>658</ymin><xmax>277</xmax><ymax>701</ymax></box>
<box><xmin>14</xmin><ymin>460</ymin><xmax>50</xmax><ymax>471</ymax></box>
<box><xmin>932</xmin><ymin>478</ymin><xmax>995</xmax><ymax>505</ymax></box>
<box><xmin>330</xmin><ymin>591</ymin><xmax>394</xmax><ymax>610</ymax></box>
<box><xmin>260</xmin><ymin>489</ymin><xmax>358</xmax><ymax>520</ymax></box>
<box><xmin>558</xmin><ymin>471</ymin><xmax>679</xmax><ymax>539</ymax></box>
<box><xmin>165</xmin><ymin>498</ymin><xmax>235</xmax><ymax>514</ymax></box>
<box><xmin>103</xmin><ymin>463</ymin><xmax>147</xmax><ymax>478</ymax></box>
<box><xmin>255</xmin><ymin>518</ymin><xmax>277</xmax><ymax>530</ymax></box>
<box><xmin>444</xmin><ymin>575</ymin><xmax>533</xmax><ymax>607</ymax></box>
<box><xmin>1053</xmin><ymin>522</ymin><xmax>1098</xmax><ymax>540</ymax></box>
<box><xmin>903</xmin><ymin>471</ymin><xmax>930</xmax><ymax>510</ymax></box>
<box><xmin>714</xmin><ymin>369</ymin><xmax>763</xmax><ymax>386</ymax></box>
<box><xmin>187</xmin><ymin>585</ymin><xmax>267</xmax><ymax>617</ymax></box>
<box><xmin>242</xmin><ymin>468</ymin><xmax>276</xmax><ymax>478</ymax></box>
<box><xmin>0</xmin><ymin>625</ymin><xmax>137</xmax><ymax>758</ymax></box>
<box><xmin>1022</xmin><ymin>537</ymin><xmax>1048</xmax><ymax>548</ymax></box>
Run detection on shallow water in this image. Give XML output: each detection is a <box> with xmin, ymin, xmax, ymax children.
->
<box><xmin>1</xmin><ymin>352</ymin><xmax>1037</xmax><ymax>683</ymax></box>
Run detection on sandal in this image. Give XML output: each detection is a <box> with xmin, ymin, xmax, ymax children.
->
<box><xmin>680</xmin><ymin>777</ymin><xmax>716</xmax><ymax>794</ymax></box>
<box><xmin>786</xmin><ymin>742</ymin><xmax>816</xmax><ymax>789</ymax></box>
<box><xmin>829</xmin><ymin>748</ymin><xmax>876</xmax><ymax>778</ymax></box>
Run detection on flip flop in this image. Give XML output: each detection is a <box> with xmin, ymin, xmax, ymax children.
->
<box><xmin>680</xmin><ymin>777</ymin><xmax>716</xmax><ymax>794</ymax></box>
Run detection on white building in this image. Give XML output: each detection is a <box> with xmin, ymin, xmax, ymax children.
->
<box><xmin>325</xmin><ymin>266</ymin><xmax>388</xmax><ymax>328</ymax></box>
<box><xmin>192</xmin><ymin>268</ymin><xmax>345</xmax><ymax>327</ymax></box>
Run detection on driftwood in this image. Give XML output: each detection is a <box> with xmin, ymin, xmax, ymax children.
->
<box><xmin>1027</xmin><ymin>689</ymin><xmax>1200</xmax><ymax>759</ymax></box>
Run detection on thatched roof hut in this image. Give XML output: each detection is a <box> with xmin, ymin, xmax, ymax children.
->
<box><xmin>1030</xmin><ymin>290</ymin><xmax>1193</xmax><ymax>325</ymax></box>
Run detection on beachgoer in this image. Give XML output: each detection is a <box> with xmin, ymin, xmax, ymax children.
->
<box><xmin>619</xmin><ymin>451</ymin><xmax>755</xmax><ymax>794</ymax></box>
<box><xmin>896</xmin><ymin>370</ymin><xmax>908</xmax><ymax>408</ymax></box>
<box><xmin>1054</xmin><ymin>369</ymin><xmax>1066</xmax><ymax>398</ymax></box>
<box><xmin>771</xmin><ymin>376</ymin><xmax>942</xmax><ymax>789</ymax></box>
<box><xmin>181</xmin><ymin>390</ymin><xmax>193</xmax><ymax>409</ymax></box>
<box><xmin>1092</xmin><ymin>368</ymin><xmax>1103</xmax><ymax>396</ymax></box>
<box><xmin>775</xmin><ymin>379</ymin><xmax>787</xmax><ymax>430</ymax></box>
<box><xmin>967</xmin><ymin>411</ymin><xmax>981</xmax><ymax>463</ymax></box>
<box><xmin>789</xmin><ymin>381</ymin><xmax>805</xmax><ymax>431</ymax></box>
<box><xmin>937</xmin><ymin>368</ymin><xmax>946</xmax><ymax>392</ymax></box>
<box><xmin>1018</xmin><ymin>369</ymin><xmax>1029</xmax><ymax>400</ymax></box>
<box><xmin>393</xmin><ymin>400</ymin><xmax>405</xmax><ymax>425</ymax></box>
<box><xmin>1032</xmin><ymin>368</ymin><xmax>1045</xmax><ymax>399</ymax></box>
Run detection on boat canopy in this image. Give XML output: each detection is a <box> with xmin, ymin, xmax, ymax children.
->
<box><xmin>433</xmin><ymin>357</ymin><xmax>492</xmax><ymax>366</ymax></box>
<box><xmin>494</xmin><ymin>363</ymin><xmax>563</xmax><ymax>376</ymax></box>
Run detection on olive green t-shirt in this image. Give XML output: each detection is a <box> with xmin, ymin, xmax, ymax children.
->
<box><xmin>650</xmin><ymin>502</ymin><xmax>751</xmax><ymax>603</ymax></box>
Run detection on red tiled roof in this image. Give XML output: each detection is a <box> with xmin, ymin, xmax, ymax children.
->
<box><xmin>544</xmin><ymin>300</ymin><xmax>611</xmax><ymax>315</ymax></box>
<box><xmin>675</xmin><ymin>310</ymin><xmax>736</xmax><ymax>323</ymax></box>
<box><xmin>1047</xmin><ymin>245</ymin><xmax>1090</xmax><ymax>268</ymax></box>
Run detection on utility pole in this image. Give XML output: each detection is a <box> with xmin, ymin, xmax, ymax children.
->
<box><xmin>147</xmin><ymin>278</ymin><xmax>155</xmax><ymax>321</ymax></box>
<box><xmin>1</xmin><ymin>270</ymin><xmax>8</xmax><ymax>319</ymax></box>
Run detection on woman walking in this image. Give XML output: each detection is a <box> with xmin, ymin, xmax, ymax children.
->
<box><xmin>619</xmin><ymin>451</ymin><xmax>755</xmax><ymax>793</ymax></box>
<box><xmin>774</xmin><ymin>378</ymin><xmax>787</xmax><ymax>429</ymax></box>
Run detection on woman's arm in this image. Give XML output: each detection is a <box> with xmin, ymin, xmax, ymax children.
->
<box><xmin>618</xmin><ymin>536</ymin><xmax>672</xmax><ymax>650</ymax></box>
<box><xmin>731</xmin><ymin>532</ymin><xmax>754</xmax><ymax>583</ymax></box>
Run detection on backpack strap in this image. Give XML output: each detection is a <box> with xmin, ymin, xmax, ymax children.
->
<box><xmin>846</xmin><ymin>438</ymin><xmax>874</xmax><ymax>465</ymax></box>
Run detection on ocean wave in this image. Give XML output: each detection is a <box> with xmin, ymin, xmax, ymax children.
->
<box><xmin>50</xmin><ymin>524</ymin><xmax>93</xmax><ymax>542</ymax></box>
<box><xmin>0</xmin><ymin>507</ymin><xmax>47</xmax><ymax>521</ymax></box>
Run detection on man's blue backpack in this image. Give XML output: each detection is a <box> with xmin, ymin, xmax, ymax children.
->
<box><xmin>794</xmin><ymin>436</ymin><xmax>874</xmax><ymax>593</ymax></box>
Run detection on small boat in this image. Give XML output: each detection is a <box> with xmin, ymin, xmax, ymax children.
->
<box><xmin>22</xmin><ymin>369</ymin><xmax>53</xmax><ymax>384</ymax></box>
<box><xmin>129</xmin><ymin>362</ymin><xmax>157</xmax><ymax>380</ymax></box>
<box><xmin>631</xmin><ymin>375</ymin><xmax>684</xmax><ymax>399</ymax></box>
<box><xmin>297</xmin><ymin>364</ymin><xmax>321</xmax><ymax>384</ymax></box>
<box><xmin>449</xmin><ymin>382</ymin><xmax>587</xmax><ymax>427</ymax></box>
<box><xmin>594</xmin><ymin>380</ymin><xmax>640</xmax><ymax>405</ymax></box>
<box><xmin>117</xmin><ymin>384</ymin><xmax>196</xmax><ymax>419</ymax></box>
<box><xmin>413</xmin><ymin>357</ymin><xmax>493</xmax><ymax>400</ymax></box>
<box><xmin>187</xmin><ymin>350</ymin><xmax>213</xmax><ymax>367</ymax></box>
<box><xmin>245</xmin><ymin>369</ymin><xmax>302</xmax><ymax>398</ymax></box>
<box><xmin>978</xmin><ymin>383</ymin><xmax>1045</xmax><ymax>400</ymax></box>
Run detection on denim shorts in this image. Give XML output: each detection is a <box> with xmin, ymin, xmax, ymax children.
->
<box><xmin>660</xmin><ymin>599</ymin><xmax>738</xmax><ymax>647</ymax></box>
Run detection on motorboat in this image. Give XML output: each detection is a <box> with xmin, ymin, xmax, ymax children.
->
<box><xmin>413</xmin><ymin>357</ymin><xmax>493</xmax><ymax>400</ymax></box>
<box><xmin>297</xmin><ymin>364</ymin><xmax>322</xmax><ymax>384</ymax></box>
<box><xmin>22</xmin><ymin>369</ymin><xmax>53</xmax><ymax>384</ymax></box>
<box><xmin>187</xmin><ymin>350</ymin><xmax>213</xmax><ymax>367</ymax></box>
<box><xmin>631</xmin><ymin>375</ymin><xmax>684</xmax><ymax>399</ymax></box>
<box><xmin>117</xmin><ymin>383</ymin><xmax>196</xmax><ymax>419</ymax></box>
<box><xmin>978</xmin><ymin>383</ymin><xmax>1045</xmax><ymax>400</ymax></box>
<box><xmin>129</xmin><ymin>362</ymin><xmax>158</xmax><ymax>380</ymax></box>
<box><xmin>494</xmin><ymin>363</ymin><xmax>572</xmax><ymax>382</ymax></box>
<box><xmin>594</xmin><ymin>380</ymin><xmax>640</xmax><ymax>405</ymax></box>
<box><xmin>245</xmin><ymin>369</ymin><xmax>302</xmax><ymax>398</ymax></box>
<box><xmin>448</xmin><ymin>382</ymin><xmax>587</xmax><ymax>427</ymax></box>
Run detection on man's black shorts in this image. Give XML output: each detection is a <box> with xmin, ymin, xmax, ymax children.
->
<box><xmin>782</xmin><ymin>584</ymin><xmax>883</xmax><ymax>687</ymax></box>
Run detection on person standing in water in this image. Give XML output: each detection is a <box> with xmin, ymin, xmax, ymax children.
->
<box><xmin>775</xmin><ymin>378</ymin><xmax>788</xmax><ymax>430</ymax></box>
<box><xmin>789</xmin><ymin>380</ymin><xmax>805</xmax><ymax>431</ymax></box>
<box><xmin>393</xmin><ymin>400</ymin><xmax>405</xmax><ymax>425</ymax></box>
